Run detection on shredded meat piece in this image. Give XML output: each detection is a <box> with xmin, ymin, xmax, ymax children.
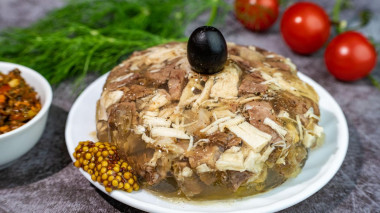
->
<box><xmin>265</xmin><ymin>59</ymin><xmax>291</xmax><ymax>72</ymax></box>
<box><xmin>208</xmin><ymin>132</ymin><xmax>228</xmax><ymax>147</ymax></box>
<box><xmin>272</xmin><ymin>91</ymin><xmax>320</xmax><ymax>124</ymax></box>
<box><xmin>226</xmin><ymin>137</ymin><xmax>242</xmax><ymax>149</ymax></box>
<box><xmin>238</xmin><ymin>71</ymin><xmax>268</xmax><ymax>95</ymax></box>
<box><xmin>121</xmin><ymin>85</ymin><xmax>154</xmax><ymax>102</ymax></box>
<box><xmin>168</xmin><ymin>68</ymin><xmax>186</xmax><ymax>100</ymax></box>
<box><xmin>199</xmin><ymin>172</ymin><xmax>217</xmax><ymax>185</ymax></box>
<box><xmin>173</xmin><ymin>162</ymin><xmax>206</xmax><ymax>197</ymax></box>
<box><xmin>209</xmin><ymin>132</ymin><xmax>242</xmax><ymax>149</ymax></box>
<box><xmin>126</xmin><ymin>149</ymin><xmax>155</xmax><ymax>183</ymax></box>
<box><xmin>186</xmin><ymin>145</ymin><xmax>223</xmax><ymax>169</ymax></box>
<box><xmin>245</xmin><ymin>101</ymin><xmax>281</xmax><ymax>141</ymax></box>
<box><xmin>106</xmin><ymin>72</ymin><xmax>140</xmax><ymax>90</ymax></box>
<box><xmin>145</xmin><ymin>68</ymin><xmax>170</xmax><ymax>86</ymax></box>
<box><xmin>227</xmin><ymin>171</ymin><xmax>252</xmax><ymax>191</ymax></box>
<box><xmin>245</xmin><ymin>101</ymin><xmax>276</xmax><ymax>133</ymax></box>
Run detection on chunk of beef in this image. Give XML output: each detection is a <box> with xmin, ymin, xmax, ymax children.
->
<box><xmin>245</xmin><ymin>101</ymin><xmax>276</xmax><ymax>133</ymax></box>
<box><xmin>129</xmin><ymin>149</ymin><xmax>174</xmax><ymax>186</ymax></box>
<box><xmin>265</xmin><ymin>59</ymin><xmax>292</xmax><ymax>72</ymax></box>
<box><xmin>121</xmin><ymin>85</ymin><xmax>154</xmax><ymax>102</ymax></box>
<box><xmin>106</xmin><ymin>72</ymin><xmax>140</xmax><ymax>91</ymax></box>
<box><xmin>272</xmin><ymin>91</ymin><xmax>320</xmax><ymax>121</ymax></box>
<box><xmin>208</xmin><ymin>132</ymin><xmax>242</xmax><ymax>149</ymax></box>
<box><xmin>235</xmin><ymin>60</ymin><xmax>252</xmax><ymax>73</ymax></box>
<box><xmin>199</xmin><ymin>172</ymin><xmax>217</xmax><ymax>185</ymax></box>
<box><xmin>227</xmin><ymin>171</ymin><xmax>252</xmax><ymax>191</ymax></box>
<box><xmin>145</xmin><ymin>68</ymin><xmax>170</xmax><ymax>86</ymax></box>
<box><xmin>145</xmin><ymin>57</ymin><xmax>182</xmax><ymax>87</ymax></box>
<box><xmin>186</xmin><ymin>145</ymin><xmax>223</xmax><ymax>169</ymax></box>
<box><xmin>168</xmin><ymin>68</ymin><xmax>186</xmax><ymax>100</ymax></box>
<box><xmin>125</xmin><ymin>148</ymin><xmax>155</xmax><ymax>183</ymax></box>
<box><xmin>238</xmin><ymin>71</ymin><xmax>268</xmax><ymax>95</ymax></box>
<box><xmin>208</xmin><ymin>132</ymin><xmax>228</xmax><ymax>147</ymax></box>
<box><xmin>173</xmin><ymin>161</ymin><xmax>206</xmax><ymax>197</ymax></box>
<box><xmin>156</xmin><ymin>154</ymin><xmax>174</xmax><ymax>179</ymax></box>
<box><xmin>226</xmin><ymin>137</ymin><xmax>242</xmax><ymax>149</ymax></box>
<box><xmin>245</xmin><ymin>101</ymin><xmax>281</xmax><ymax>141</ymax></box>
<box><xmin>108</xmin><ymin>102</ymin><xmax>138</xmax><ymax>144</ymax></box>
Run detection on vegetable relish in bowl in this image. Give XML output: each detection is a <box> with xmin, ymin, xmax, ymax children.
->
<box><xmin>0</xmin><ymin>69</ymin><xmax>41</xmax><ymax>134</ymax></box>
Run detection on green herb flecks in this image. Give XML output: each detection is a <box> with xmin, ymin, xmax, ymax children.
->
<box><xmin>0</xmin><ymin>0</ymin><xmax>229</xmax><ymax>84</ymax></box>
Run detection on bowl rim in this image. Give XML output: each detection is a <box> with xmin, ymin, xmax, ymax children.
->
<box><xmin>0</xmin><ymin>61</ymin><xmax>53</xmax><ymax>141</ymax></box>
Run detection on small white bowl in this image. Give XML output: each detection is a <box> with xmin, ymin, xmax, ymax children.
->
<box><xmin>0</xmin><ymin>62</ymin><xmax>53</xmax><ymax>169</ymax></box>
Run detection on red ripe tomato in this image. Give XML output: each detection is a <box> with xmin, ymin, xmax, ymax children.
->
<box><xmin>235</xmin><ymin>0</ymin><xmax>279</xmax><ymax>32</ymax></box>
<box><xmin>324</xmin><ymin>31</ymin><xmax>377</xmax><ymax>81</ymax></box>
<box><xmin>280</xmin><ymin>2</ymin><xmax>330</xmax><ymax>54</ymax></box>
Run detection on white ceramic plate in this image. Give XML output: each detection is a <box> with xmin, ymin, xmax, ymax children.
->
<box><xmin>65</xmin><ymin>72</ymin><xmax>348</xmax><ymax>213</ymax></box>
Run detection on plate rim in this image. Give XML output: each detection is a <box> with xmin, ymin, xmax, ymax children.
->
<box><xmin>65</xmin><ymin>72</ymin><xmax>349</xmax><ymax>213</ymax></box>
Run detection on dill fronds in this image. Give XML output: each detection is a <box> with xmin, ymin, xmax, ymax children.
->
<box><xmin>0</xmin><ymin>0</ymin><xmax>229</xmax><ymax>84</ymax></box>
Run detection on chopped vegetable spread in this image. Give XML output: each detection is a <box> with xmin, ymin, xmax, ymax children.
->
<box><xmin>0</xmin><ymin>69</ymin><xmax>41</xmax><ymax>134</ymax></box>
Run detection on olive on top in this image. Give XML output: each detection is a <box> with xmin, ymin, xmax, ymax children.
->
<box><xmin>187</xmin><ymin>26</ymin><xmax>227</xmax><ymax>75</ymax></box>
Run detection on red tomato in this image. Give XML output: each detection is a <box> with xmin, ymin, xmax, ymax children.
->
<box><xmin>235</xmin><ymin>0</ymin><xmax>279</xmax><ymax>32</ymax></box>
<box><xmin>324</xmin><ymin>31</ymin><xmax>377</xmax><ymax>81</ymax></box>
<box><xmin>280</xmin><ymin>2</ymin><xmax>330</xmax><ymax>54</ymax></box>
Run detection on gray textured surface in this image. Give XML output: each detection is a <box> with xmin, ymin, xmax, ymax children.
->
<box><xmin>0</xmin><ymin>0</ymin><xmax>379</xmax><ymax>212</ymax></box>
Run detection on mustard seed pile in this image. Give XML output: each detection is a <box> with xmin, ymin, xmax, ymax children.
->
<box><xmin>73</xmin><ymin>141</ymin><xmax>139</xmax><ymax>193</ymax></box>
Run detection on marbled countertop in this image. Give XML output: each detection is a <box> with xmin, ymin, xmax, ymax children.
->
<box><xmin>0</xmin><ymin>0</ymin><xmax>379</xmax><ymax>212</ymax></box>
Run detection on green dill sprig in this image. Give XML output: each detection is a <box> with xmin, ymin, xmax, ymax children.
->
<box><xmin>0</xmin><ymin>0</ymin><xmax>229</xmax><ymax>84</ymax></box>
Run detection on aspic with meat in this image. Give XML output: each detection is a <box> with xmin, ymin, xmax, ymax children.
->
<box><xmin>96</xmin><ymin>42</ymin><xmax>324</xmax><ymax>199</ymax></box>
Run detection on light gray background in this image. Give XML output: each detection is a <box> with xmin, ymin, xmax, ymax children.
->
<box><xmin>0</xmin><ymin>0</ymin><xmax>379</xmax><ymax>212</ymax></box>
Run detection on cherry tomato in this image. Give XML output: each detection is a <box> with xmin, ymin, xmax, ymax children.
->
<box><xmin>235</xmin><ymin>0</ymin><xmax>279</xmax><ymax>32</ymax></box>
<box><xmin>280</xmin><ymin>2</ymin><xmax>330</xmax><ymax>54</ymax></box>
<box><xmin>324</xmin><ymin>31</ymin><xmax>377</xmax><ymax>81</ymax></box>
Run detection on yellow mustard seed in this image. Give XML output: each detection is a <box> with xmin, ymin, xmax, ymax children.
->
<box><xmin>128</xmin><ymin>178</ymin><xmax>134</xmax><ymax>185</ymax></box>
<box><xmin>105</xmin><ymin>187</ymin><xmax>113</xmax><ymax>193</ymax></box>
<box><xmin>85</xmin><ymin>153</ymin><xmax>92</xmax><ymax>160</ymax></box>
<box><xmin>123</xmin><ymin>172</ymin><xmax>131</xmax><ymax>179</ymax></box>
<box><xmin>89</xmin><ymin>162</ymin><xmax>95</xmax><ymax>169</ymax></box>
<box><xmin>102</xmin><ymin>150</ymin><xmax>109</xmax><ymax>157</ymax></box>
<box><xmin>113</xmin><ymin>167</ymin><xmax>120</xmax><ymax>173</ymax></box>
<box><xmin>124</xmin><ymin>183</ymin><xmax>131</xmax><ymax>190</ymax></box>
<box><xmin>101</xmin><ymin>161</ymin><xmax>108</xmax><ymax>167</ymax></box>
<box><xmin>83</xmin><ymin>160</ymin><xmax>89</xmax><ymax>166</ymax></box>
<box><xmin>74</xmin><ymin>161</ymin><xmax>81</xmax><ymax>168</ymax></box>
<box><xmin>100</xmin><ymin>167</ymin><xmax>107</xmax><ymax>174</ymax></box>
<box><xmin>112</xmin><ymin>180</ymin><xmax>119</xmax><ymax>187</ymax></box>
<box><xmin>101</xmin><ymin>173</ymin><xmax>108</xmax><ymax>180</ymax></box>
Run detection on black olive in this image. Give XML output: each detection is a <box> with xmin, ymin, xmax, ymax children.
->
<box><xmin>187</xmin><ymin>26</ymin><xmax>227</xmax><ymax>75</ymax></box>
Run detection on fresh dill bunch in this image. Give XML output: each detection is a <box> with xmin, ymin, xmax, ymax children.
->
<box><xmin>0</xmin><ymin>0</ymin><xmax>229</xmax><ymax>84</ymax></box>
